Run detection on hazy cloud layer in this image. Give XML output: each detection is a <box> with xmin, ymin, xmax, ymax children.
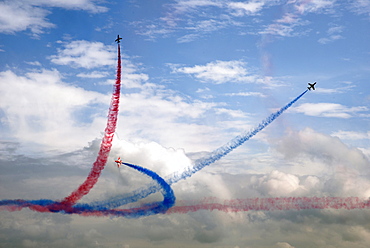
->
<box><xmin>1</xmin><ymin>127</ymin><xmax>370</xmax><ymax>247</ymax></box>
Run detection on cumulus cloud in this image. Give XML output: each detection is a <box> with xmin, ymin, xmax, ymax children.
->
<box><xmin>0</xmin><ymin>62</ymin><xmax>246</xmax><ymax>155</ymax></box>
<box><xmin>111</xmin><ymin>139</ymin><xmax>192</xmax><ymax>177</ymax></box>
<box><xmin>0</xmin><ymin>0</ymin><xmax>106</xmax><ymax>36</ymax></box>
<box><xmin>50</xmin><ymin>40</ymin><xmax>116</xmax><ymax>69</ymax></box>
<box><xmin>0</xmin><ymin>69</ymin><xmax>107</xmax><ymax>152</ymax></box>
<box><xmin>0</xmin><ymin>1</ymin><xmax>54</xmax><ymax>35</ymax></box>
<box><xmin>274</xmin><ymin>128</ymin><xmax>370</xmax><ymax>197</ymax></box>
<box><xmin>115</xmin><ymin>88</ymin><xmax>230</xmax><ymax>152</ymax></box>
<box><xmin>49</xmin><ymin>40</ymin><xmax>150</xmax><ymax>88</ymax></box>
<box><xmin>255</xmin><ymin>170</ymin><xmax>304</xmax><ymax>196</ymax></box>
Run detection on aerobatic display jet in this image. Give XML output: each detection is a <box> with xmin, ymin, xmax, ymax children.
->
<box><xmin>307</xmin><ymin>82</ymin><xmax>317</xmax><ymax>90</ymax></box>
<box><xmin>115</xmin><ymin>157</ymin><xmax>123</xmax><ymax>168</ymax></box>
<box><xmin>115</xmin><ymin>35</ymin><xmax>122</xmax><ymax>43</ymax></box>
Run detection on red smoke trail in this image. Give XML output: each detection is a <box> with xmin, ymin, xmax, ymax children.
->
<box><xmin>58</xmin><ymin>44</ymin><xmax>121</xmax><ymax>207</ymax></box>
<box><xmin>166</xmin><ymin>197</ymin><xmax>370</xmax><ymax>214</ymax></box>
<box><xmin>3</xmin><ymin>196</ymin><xmax>370</xmax><ymax>217</ymax></box>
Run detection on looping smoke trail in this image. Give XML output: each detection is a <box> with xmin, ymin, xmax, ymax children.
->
<box><xmin>59</xmin><ymin>44</ymin><xmax>122</xmax><ymax>207</ymax></box>
<box><xmin>74</xmin><ymin>162</ymin><xmax>175</xmax><ymax>217</ymax></box>
<box><xmin>166</xmin><ymin>197</ymin><xmax>370</xmax><ymax>214</ymax></box>
<box><xmin>0</xmin><ymin>161</ymin><xmax>175</xmax><ymax>218</ymax></box>
<box><xmin>87</xmin><ymin>90</ymin><xmax>309</xmax><ymax>210</ymax></box>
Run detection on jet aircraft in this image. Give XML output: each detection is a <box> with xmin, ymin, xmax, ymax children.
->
<box><xmin>115</xmin><ymin>157</ymin><xmax>123</xmax><ymax>168</ymax></box>
<box><xmin>115</xmin><ymin>35</ymin><xmax>122</xmax><ymax>43</ymax></box>
<box><xmin>307</xmin><ymin>82</ymin><xmax>317</xmax><ymax>90</ymax></box>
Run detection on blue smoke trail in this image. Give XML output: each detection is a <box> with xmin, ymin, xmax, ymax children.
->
<box><xmin>0</xmin><ymin>162</ymin><xmax>175</xmax><ymax>218</ymax></box>
<box><xmin>87</xmin><ymin>90</ymin><xmax>308</xmax><ymax>210</ymax></box>
<box><xmin>73</xmin><ymin>162</ymin><xmax>175</xmax><ymax>215</ymax></box>
<box><xmin>169</xmin><ymin>90</ymin><xmax>308</xmax><ymax>184</ymax></box>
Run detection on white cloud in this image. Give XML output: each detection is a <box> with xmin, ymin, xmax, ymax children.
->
<box><xmin>173</xmin><ymin>60</ymin><xmax>247</xmax><ymax>83</ymax></box>
<box><xmin>214</xmin><ymin>108</ymin><xmax>248</xmax><ymax>118</ymax></box>
<box><xmin>318</xmin><ymin>25</ymin><xmax>344</xmax><ymax>44</ymax></box>
<box><xmin>226</xmin><ymin>91</ymin><xmax>267</xmax><ymax>97</ymax></box>
<box><xmin>187</xmin><ymin>19</ymin><xmax>225</xmax><ymax>32</ymax></box>
<box><xmin>260</xmin><ymin>23</ymin><xmax>296</xmax><ymax>37</ymax></box>
<box><xmin>132</xmin><ymin>0</ymin><xmax>342</xmax><ymax>42</ymax></box>
<box><xmin>259</xmin><ymin>0</ymin><xmax>335</xmax><ymax>38</ymax></box>
<box><xmin>227</xmin><ymin>1</ymin><xmax>265</xmax><ymax>16</ymax></box>
<box><xmin>0</xmin><ymin>0</ymin><xmax>107</xmax><ymax>36</ymax></box>
<box><xmin>294</xmin><ymin>0</ymin><xmax>336</xmax><ymax>14</ymax></box>
<box><xmin>276</xmin><ymin>242</ymin><xmax>296</xmax><ymax>248</ymax></box>
<box><xmin>120</xmin><ymin>73</ymin><xmax>150</xmax><ymax>89</ymax></box>
<box><xmin>77</xmin><ymin>71</ymin><xmax>109</xmax><ymax>78</ymax></box>
<box><xmin>0</xmin><ymin>68</ymin><xmax>218</xmax><ymax>153</ymax></box>
<box><xmin>171</xmin><ymin>0</ymin><xmax>223</xmax><ymax>13</ymax></box>
<box><xmin>277</xmin><ymin>128</ymin><xmax>369</xmax><ymax>170</ymax></box>
<box><xmin>313</xmin><ymin>83</ymin><xmax>355</xmax><ymax>94</ymax></box>
<box><xmin>276</xmin><ymin>13</ymin><xmax>299</xmax><ymax>24</ymax></box>
<box><xmin>0</xmin><ymin>1</ymin><xmax>54</xmax><ymax>35</ymax></box>
<box><xmin>25</xmin><ymin>0</ymin><xmax>108</xmax><ymax>13</ymax></box>
<box><xmin>0</xmin><ymin>59</ymin><xmax>250</xmax><ymax>154</ymax></box>
<box><xmin>111</xmin><ymin>139</ymin><xmax>192</xmax><ymax>177</ymax></box>
<box><xmin>133</xmin><ymin>0</ymin><xmax>225</xmax><ymax>41</ymax></box>
<box><xmin>132</xmin><ymin>21</ymin><xmax>174</xmax><ymax>40</ymax></box>
<box><xmin>180</xmin><ymin>17</ymin><xmax>243</xmax><ymax>42</ymax></box>
<box><xmin>274</xmin><ymin>128</ymin><xmax>370</xmax><ymax>197</ymax></box>
<box><xmin>349</xmin><ymin>0</ymin><xmax>370</xmax><ymax>16</ymax></box>
<box><xmin>290</xmin><ymin>103</ymin><xmax>368</xmax><ymax>118</ymax></box>
<box><xmin>171</xmin><ymin>61</ymin><xmax>282</xmax><ymax>87</ymax></box>
<box><xmin>50</xmin><ymin>40</ymin><xmax>116</xmax><ymax>69</ymax></box>
<box><xmin>0</xmin><ymin>69</ymin><xmax>107</xmax><ymax>152</ymax></box>
<box><xmin>115</xmin><ymin>89</ymin><xmax>225</xmax><ymax>152</ymax></box>
<box><xmin>172</xmin><ymin>60</ymin><xmax>262</xmax><ymax>84</ymax></box>
<box><xmin>177</xmin><ymin>33</ymin><xmax>201</xmax><ymax>43</ymax></box>
<box><xmin>255</xmin><ymin>170</ymin><xmax>304</xmax><ymax>196</ymax></box>
<box><xmin>25</xmin><ymin>61</ymin><xmax>42</xmax><ymax>66</ymax></box>
<box><xmin>259</xmin><ymin>15</ymin><xmax>309</xmax><ymax>37</ymax></box>
<box><xmin>332</xmin><ymin>130</ymin><xmax>370</xmax><ymax>140</ymax></box>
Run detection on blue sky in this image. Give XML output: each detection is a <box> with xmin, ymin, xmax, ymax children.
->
<box><xmin>1</xmin><ymin>0</ymin><xmax>370</xmax><ymax>247</ymax></box>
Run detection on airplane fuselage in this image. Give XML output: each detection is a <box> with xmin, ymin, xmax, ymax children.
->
<box><xmin>307</xmin><ymin>82</ymin><xmax>316</xmax><ymax>90</ymax></box>
<box><xmin>115</xmin><ymin>35</ymin><xmax>122</xmax><ymax>43</ymax></box>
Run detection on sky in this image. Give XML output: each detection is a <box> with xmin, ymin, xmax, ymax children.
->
<box><xmin>0</xmin><ymin>0</ymin><xmax>370</xmax><ymax>247</ymax></box>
